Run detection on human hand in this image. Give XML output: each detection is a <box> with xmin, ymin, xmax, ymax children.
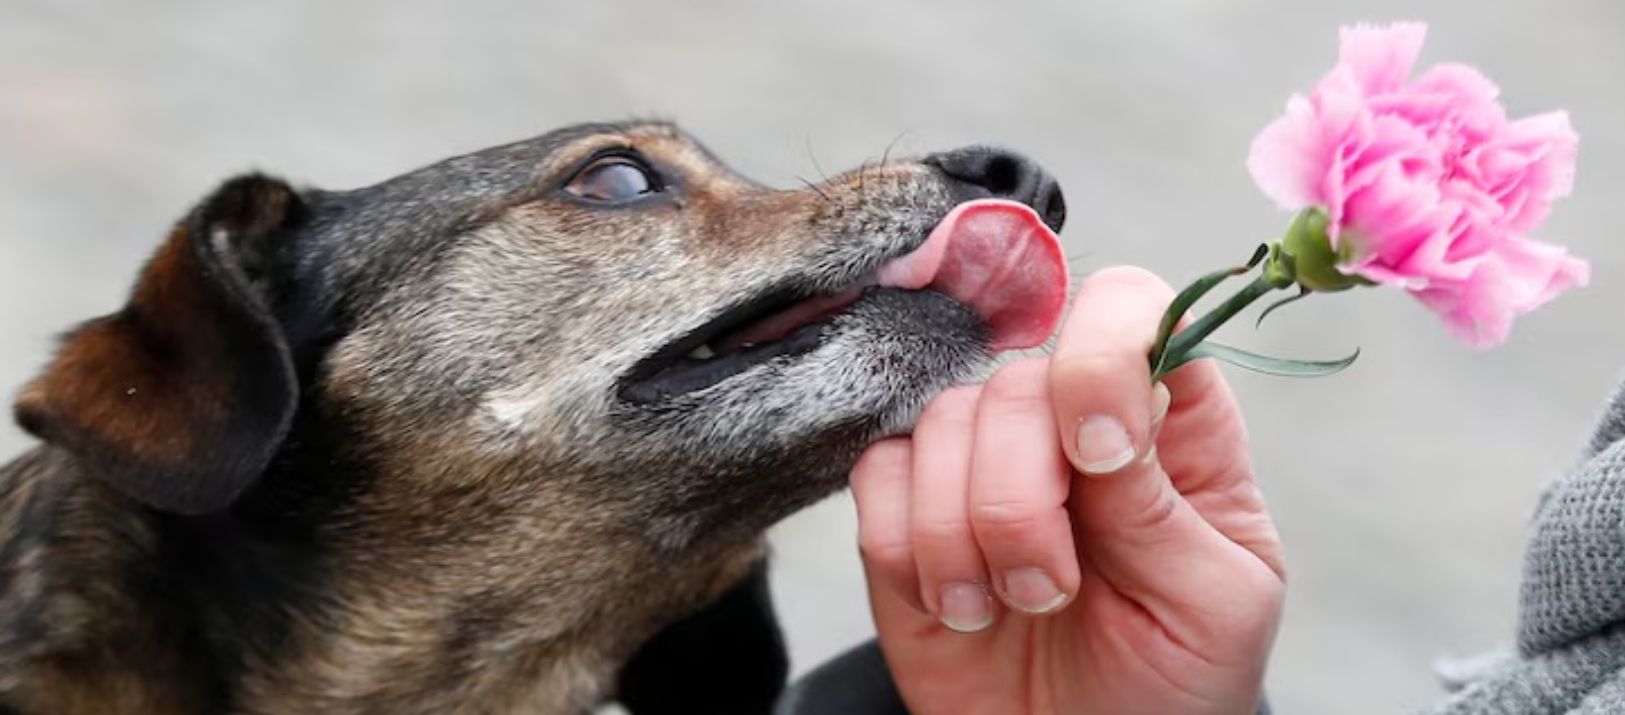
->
<box><xmin>851</xmin><ymin>266</ymin><xmax>1285</xmax><ymax>715</ymax></box>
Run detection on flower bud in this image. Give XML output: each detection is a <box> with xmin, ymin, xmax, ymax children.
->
<box><xmin>1279</xmin><ymin>208</ymin><xmax>1371</xmax><ymax>293</ymax></box>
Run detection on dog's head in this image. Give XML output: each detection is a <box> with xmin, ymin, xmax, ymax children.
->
<box><xmin>13</xmin><ymin>121</ymin><xmax>1066</xmax><ymax>553</ymax></box>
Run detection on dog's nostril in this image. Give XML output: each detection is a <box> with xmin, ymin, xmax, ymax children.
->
<box><xmin>1038</xmin><ymin>183</ymin><xmax>1067</xmax><ymax>234</ymax></box>
<box><xmin>981</xmin><ymin>155</ymin><xmax>1023</xmax><ymax>196</ymax></box>
<box><xmin>928</xmin><ymin>146</ymin><xmax>1067</xmax><ymax>233</ymax></box>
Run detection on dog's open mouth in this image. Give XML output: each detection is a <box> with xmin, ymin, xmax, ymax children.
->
<box><xmin>620</xmin><ymin>199</ymin><xmax>1069</xmax><ymax>403</ymax></box>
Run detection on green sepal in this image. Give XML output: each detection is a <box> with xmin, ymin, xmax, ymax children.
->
<box><xmin>1280</xmin><ymin>209</ymin><xmax>1374</xmax><ymax>293</ymax></box>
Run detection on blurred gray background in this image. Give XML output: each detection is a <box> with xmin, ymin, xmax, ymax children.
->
<box><xmin>3</xmin><ymin>1</ymin><xmax>1621</xmax><ymax>712</ymax></box>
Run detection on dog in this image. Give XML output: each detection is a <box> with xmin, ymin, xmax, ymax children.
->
<box><xmin>0</xmin><ymin>120</ymin><xmax>1066</xmax><ymax>715</ymax></box>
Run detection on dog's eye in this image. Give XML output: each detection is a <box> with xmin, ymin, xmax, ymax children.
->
<box><xmin>565</xmin><ymin>157</ymin><xmax>660</xmax><ymax>202</ymax></box>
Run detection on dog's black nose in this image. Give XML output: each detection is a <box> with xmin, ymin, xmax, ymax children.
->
<box><xmin>925</xmin><ymin>146</ymin><xmax>1066</xmax><ymax>233</ymax></box>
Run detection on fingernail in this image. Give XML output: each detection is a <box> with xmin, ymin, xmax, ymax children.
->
<box><xmin>1144</xmin><ymin>383</ymin><xmax>1172</xmax><ymax>467</ymax></box>
<box><xmin>1151</xmin><ymin>383</ymin><xmax>1172</xmax><ymax>428</ymax></box>
<box><xmin>1076</xmin><ymin>415</ymin><xmax>1134</xmax><ymax>475</ymax></box>
<box><xmin>939</xmin><ymin>582</ymin><xmax>995</xmax><ymax>633</ymax></box>
<box><xmin>1139</xmin><ymin>443</ymin><xmax>1160</xmax><ymax>467</ymax></box>
<box><xmin>1003</xmin><ymin>568</ymin><xmax>1066</xmax><ymax>614</ymax></box>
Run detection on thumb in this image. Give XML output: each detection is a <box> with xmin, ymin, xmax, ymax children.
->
<box><xmin>1049</xmin><ymin>267</ymin><xmax>1274</xmax><ymax>642</ymax></box>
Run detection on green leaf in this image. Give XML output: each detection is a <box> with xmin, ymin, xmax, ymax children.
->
<box><xmin>1165</xmin><ymin>340</ymin><xmax>1359</xmax><ymax>378</ymax></box>
<box><xmin>1148</xmin><ymin>245</ymin><xmax>1270</xmax><ymax>374</ymax></box>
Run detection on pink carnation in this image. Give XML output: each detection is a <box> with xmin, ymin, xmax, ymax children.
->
<box><xmin>1248</xmin><ymin>22</ymin><xmax>1588</xmax><ymax>347</ymax></box>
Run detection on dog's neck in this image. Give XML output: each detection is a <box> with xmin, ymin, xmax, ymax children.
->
<box><xmin>0</xmin><ymin>444</ymin><xmax>762</xmax><ymax>715</ymax></box>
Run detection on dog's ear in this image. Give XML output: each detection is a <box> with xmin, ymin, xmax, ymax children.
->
<box><xmin>14</xmin><ymin>175</ymin><xmax>306</xmax><ymax>515</ymax></box>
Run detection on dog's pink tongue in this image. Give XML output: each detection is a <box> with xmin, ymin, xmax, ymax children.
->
<box><xmin>876</xmin><ymin>199</ymin><xmax>1069</xmax><ymax>350</ymax></box>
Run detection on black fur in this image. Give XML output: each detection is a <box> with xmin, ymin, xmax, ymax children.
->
<box><xmin>617</xmin><ymin>559</ymin><xmax>789</xmax><ymax>714</ymax></box>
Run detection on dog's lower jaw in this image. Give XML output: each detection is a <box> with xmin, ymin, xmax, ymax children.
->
<box><xmin>602</xmin><ymin>289</ymin><xmax>996</xmax><ymax>544</ymax></box>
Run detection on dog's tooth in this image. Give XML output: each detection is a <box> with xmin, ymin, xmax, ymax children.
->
<box><xmin>687</xmin><ymin>344</ymin><xmax>717</xmax><ymax>361</ymax></box>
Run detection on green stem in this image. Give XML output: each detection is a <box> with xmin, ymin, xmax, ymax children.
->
<box><xmin>1152</xmin><ymin>276</ymin><xmax>1283</xmax><ymax>381</ymax></box>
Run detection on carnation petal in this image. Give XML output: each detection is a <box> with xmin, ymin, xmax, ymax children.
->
<box><xmin>1408</xmin><ymin>63</ymin><xmax>1502</xmax><ymax>106</ymax></box>
<box><xmin>1308</xmin><ymin>67</ymin><xmax>1379</xmax><ymax>234</ymax></box>
<box><xmin>1409</xmin><ymin>237</ymin><xmax>1589</xmax><ymax>348</ymax></box>
<box><xmin>1247</xmin><ymin>96</ymin><xmax>1327</xmax><ymax>209</ymax></box>
<box><xmin>1411</xmin><ymin>270</ymin><xmax>1512</xmax><ymax>348</ymax></box>
<box><xmin>1399</xmin><ymin>63</ymin><xmax>1507</xmax><ymax>139</ymax></box>
<box><xmin>1342</xmin><ymin>158</ymin><xmax>1454</xmax><ymax>274</ymax></box>
<box><xmin>1338</xmin><ymin>22</ymin><xmax>1428</xmax><ymax>95</ymax></box>
<box><xmin>1490</xmin><ymin>236</ymin><xmax>1591</xmax><ymax>308</ymax></box>
<box><xmin>1493</xmin><ymin>111</ymin><xmax>1580</xmax><ymax>234</ymax></box>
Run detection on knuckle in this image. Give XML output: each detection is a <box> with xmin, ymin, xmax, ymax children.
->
<box><xmin>982</xmin><ymin>359</ymin><xmax>1049</xmax><ymax>401</ymax></box>
<box><xmin>917</xmin><ymin>385</ymin><xmax>980</xmax><ymax>425</ymax></box>
<box><xmin>1210</xmin><ymin>568</ymin><xmax>1287</xmax><ymax>644</ymax></box>
<box><xmin>910</xmin><ymin>516</ymin><xmax>974</xmax><ymax>548</ymax></box>
<box><xmin>1250</xmin><ymin>569</ymin><xmax>1288</xmax><ymax>609</ymax></box>
<box><xmin>856</xmin><ymin>534</ymin><xmax>914</xmax><ymax>571</ymax></box>
<box><xmin>1084</xmin><ymin>265</ymin><xmax>1174</xmax><ymax>298</ymax></box>
<box><xmin>1050</xmin><ymin>350</ymin><xmax>1139</xmax><ymax>389</ymax></box>
<box><xmin>1125</xmin><ymin>488</ymin><xmax>1182</xmax><ymax>535</ymax></box>
<box><xmin>851</xmin><ymin>438</ymin><xmax>911</xmax><ymax>480</ymax></box>
<box><xmin>969</xmin><ymin>500</ymin><xmax>1051</xmax><ymax>543</ymax></box>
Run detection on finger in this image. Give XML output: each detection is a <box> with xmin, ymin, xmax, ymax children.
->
<box><xmin>1048</xmin><ymin>267</ymin><xmax>1279</xmax><ymax>642</ymax></box>
<box><xmin>1050</xmin><ymin>265</ymin><xmax>1253</xmax><ymax>496</ymax></box>
<box><xmin>967</xmin><ymin>358</ymin><xmax>1080</xmax><ymax>615</ymax></box>
<box><xmin>1049</xmin><ymin>266</ymin><xmax>1279</xmax><ymax>576</ymax></box>
<box><xmin>908</xmin><ymin>385</ymin><xmax>998</xmax><ymax>633</ymax></box>
<box><xmin>851</xmin><ymin>438</ymin><xmax>923</xmax><ymax>612</ymax></box>
<box><xmin>1047</xmin><ymin>265</ymin><xmax>1172</xmax><ymax>476</ymax></box>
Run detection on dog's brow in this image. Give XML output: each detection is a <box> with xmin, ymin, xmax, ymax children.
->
<box><xmin>547</xmin><ymin>129</ymin><xmax>700</xmax><ymax>170</ymax></box>
<box><xmin>549</xmin><ymin>134</ymin><xmax>639</xmax><ymax>170</ymax></box>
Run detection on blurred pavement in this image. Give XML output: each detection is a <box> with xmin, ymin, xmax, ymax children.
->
<box><xmin>3</xmin><ymin>2</ymin><xmax>1623</xmax><ymax>712</ymax></box>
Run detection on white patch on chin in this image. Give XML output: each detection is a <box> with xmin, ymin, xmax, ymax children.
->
<box><xmin>482</xmin><ymin>385</ymin><xmax>550</xmax><ymax>432</ymax></box>
<box><xmin>477</xmin><ymin>359</ymin><xmax>624</xmax><ymax>440</ymax></box>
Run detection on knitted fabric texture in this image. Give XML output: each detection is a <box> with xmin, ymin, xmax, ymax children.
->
<box><xmin>1418</xmin><ymin>383</ymin><xmax>1625</xmax><ymax>714</ymax></box>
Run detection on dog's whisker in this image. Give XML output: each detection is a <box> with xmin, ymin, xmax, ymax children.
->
<box><xmin>804</xmin><ymin>135</ymin><xmax>832</xmax><ymax>185</ymax></box>
<box><xmin>878</xmin><ymin>130</ymin><xmax>911</xmax><ymax>168</ymax></box>
<box><xmin>796</xmin><ymin>177</ymin><xmax>833</xmax><ymax>204</ymax></box>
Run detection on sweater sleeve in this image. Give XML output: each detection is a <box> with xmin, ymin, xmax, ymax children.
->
<box><xmin>1412</xmin><ymin>383</ymin><xmax>1625</xmax><ymax>714</ymax></box>
<box><xmin>1416</xmin><ymin>627</ymin><xmax>1625</xmax><ymax>714</ymax></box>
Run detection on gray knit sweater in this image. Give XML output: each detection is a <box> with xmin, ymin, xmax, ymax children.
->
<box><xmin>1415</xmin><ymin>382</ymin><xmax>1625</xmax><ymax>714</ymax></box>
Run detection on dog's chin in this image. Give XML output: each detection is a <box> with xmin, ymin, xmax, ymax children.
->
<box><xmin>806</xmin><ymin>288</ymin><xmax>994</xmax><ymax>437</ymax></box>
<box><xmin>613</xmin><ymin>287</ymin><xmax>990</xmax><ymax>486</ymax></box>
<box><xmin>601</xmin><ymin>288</ymin><xmax>990</xmax><ymax>542</ymax></box>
